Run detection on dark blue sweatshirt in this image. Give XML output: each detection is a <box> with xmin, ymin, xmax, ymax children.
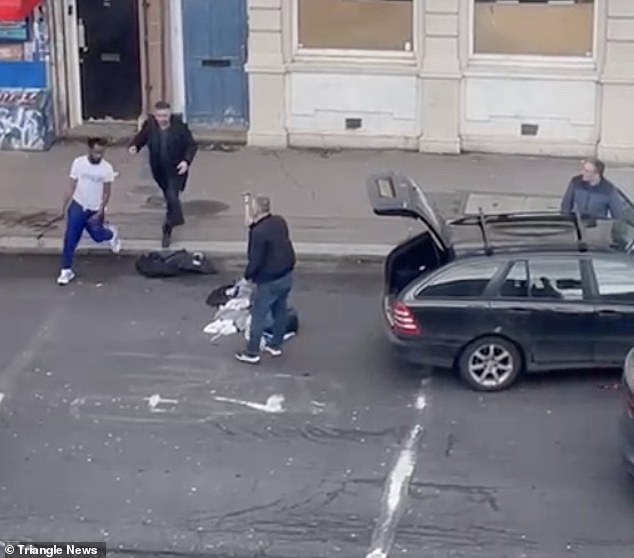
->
<box><xmin>244</xmin><ymin>214</ymin><xmax>295</xmax><ymax>284</ymax></box>
<box><xmin>560</xmin><ymin>175</ymin><xmax>625</xmax><ymax>219</ymax></box>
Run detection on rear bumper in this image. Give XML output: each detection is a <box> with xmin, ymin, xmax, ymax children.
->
<box><xmin>385</xmin><ymin>324</ymin><xmax>456</xmax><ymax>369</ymax></box>
<box><xmin>621</xmin><ymin>414</ymin><xmax>634</xmax><ymax>476</ymax></box>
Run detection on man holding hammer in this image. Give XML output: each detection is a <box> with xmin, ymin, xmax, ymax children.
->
<box><xmin>235</xmin><ymin>193</ymin><xmax>296</xmax><ymax>364</ymax></box>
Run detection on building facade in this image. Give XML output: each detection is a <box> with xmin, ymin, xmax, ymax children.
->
<box><xmin>8</xmin><ymin>1</ymin><xmax>634</xmax><ymax>163</ymax></box>
<box><xmin>247</xmin><ymin>0</ymin><xmax>634</xmax><ymax>163</ymax></box>
<box><xmin>47</xmin><ymin>0</ymin><xmax>249</xmax><ymax>143</ymax></box>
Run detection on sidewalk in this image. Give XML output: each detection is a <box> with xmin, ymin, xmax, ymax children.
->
<box><xmin>2</xmin><ymin>143</ymin><xmax>634</xmax><ymax>259</ymax></box>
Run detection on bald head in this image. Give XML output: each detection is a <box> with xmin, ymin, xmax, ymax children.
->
<box><xmin>250</xmin><ymin>194</ymin><xmax>271</xmax><ymax>221</ymax></box>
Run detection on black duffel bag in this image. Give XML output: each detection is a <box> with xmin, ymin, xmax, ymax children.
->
<box><xmin>136</xmin><ymin>250</ymin><xmax>217</xmax><ymax>278</ymax></box>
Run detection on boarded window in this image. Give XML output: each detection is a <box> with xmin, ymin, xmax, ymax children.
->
<box><xmin>297</xmin><ymin>0</ymin><xmax>413</xmax><ymax>51</ymax></box>
<box><xmin>474</xmin><ymin>0</ymin><xmax>594</xmax><ymax>57</ymax></box>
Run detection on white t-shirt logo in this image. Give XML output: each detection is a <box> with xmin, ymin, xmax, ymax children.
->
<box><xmin>70</xmin><ymin>155</ymin><xmax>116</xmax><ymax>211</ymax></box>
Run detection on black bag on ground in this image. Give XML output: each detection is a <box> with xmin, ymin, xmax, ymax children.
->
<box><xmin>206</xmin><ymin>283</ymin><xmax>235</xmax><ymax>307</ymax></box>
<box><xmin>136</xmin><ymin>250</ymin><xmax>217</xmax><ymax>278</ymax></box>
<box><xmin>277</xmin><ymin>306</ymin><xmax>299</xmax><ymax>335</ymax></box>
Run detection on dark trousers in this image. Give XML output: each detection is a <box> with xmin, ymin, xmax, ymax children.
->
<box><xmin>247</xmin><ymin>272</ymin><xmax>293</xmax><ymax>355</ymax></box>
<box><xmin>155</xmin><ymin>172</ymin><xmax>186</xmax><ymax>231</ymax></box>
<box><xmin>61</xmin><ymin>200</ymin><xmax>113</xmax><ymax>269</ymax></box>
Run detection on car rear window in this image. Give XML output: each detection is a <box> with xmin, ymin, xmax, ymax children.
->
<box><xmin>592</xmin><ymin>258</ymin><xmax>634</xmax><ymax>303</ymax></box>
<box><xmin>418</xmin><ymin>260</ymin><xmax>502</xmax><ymax>298</ymax></box>
<box><xmin>528</xmin><ymin>259</ymin><xmax>583</xmax><ymax>300</ymax></box>
<box><xmin>496</xmin><ymin>258</ymin><xmax>584</xmax><ymax>300</ymax></box>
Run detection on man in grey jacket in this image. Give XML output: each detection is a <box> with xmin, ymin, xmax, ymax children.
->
<box><xmin>560</xmin><ymin>158</ymin><xmax>625</xmax><ymax>219</ymax></box>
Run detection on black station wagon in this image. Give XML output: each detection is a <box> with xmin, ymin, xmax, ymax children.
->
<box><xmin>368</xmin><ymin>171</ymin><xmax>634</xmax><ymax>392</ymax></box>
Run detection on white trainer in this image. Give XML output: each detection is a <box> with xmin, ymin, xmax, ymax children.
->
<box><xmin>107</xmin><ymin>224</ymin><xmax>122</xmax><ymax>254</ymax></box>
<box><xmin>57</xmin><ymin>269</ymin><xmax>75</xmax><ymax>285</ymax></box>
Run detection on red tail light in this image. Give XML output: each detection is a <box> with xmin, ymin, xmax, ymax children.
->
<box><xmin>391</xmin><ymin>301</ymin><xmax>421</xmax><ymax>336</ymax></box>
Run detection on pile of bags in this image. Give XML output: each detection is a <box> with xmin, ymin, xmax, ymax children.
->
<box><xmin>203</xmin><ymin>279</ymin><xmax>299</xmax><ymax>346</ymax></box>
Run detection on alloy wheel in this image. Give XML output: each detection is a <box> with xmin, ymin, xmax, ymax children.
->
<box><xmin>467</xmin><ymin>343</ymin><xmax>515</xmax><ymax>389</ymax></box>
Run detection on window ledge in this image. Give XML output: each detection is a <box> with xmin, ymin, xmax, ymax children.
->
<box><xmin>468</xmin><ymin>55</ymin><xmax>596</xmax><ymax>71</ymax></box>
<box><xmin>294</xmin><ymin>48</ymin><xmax>415</xmax><ymax>62</ymax></box>
<box><xmin>290</xmin><ymin>49</ymin><xmax>417</xmax><ymax>73</ymax></box>
<box><xmin>288</xmin><ymin>59</ymin><xmax>417</xmax><ymax>75</ymax></box>
<box><xmin>466</xmin><ymin>56</ymin><xmax>597</xmax><ymax>80</ymax></box>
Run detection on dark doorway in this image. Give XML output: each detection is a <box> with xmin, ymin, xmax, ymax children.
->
<box><xmin>77</xmin><ymin>0</ymin><xmax>142</xmax><ymax>121</ymax></box>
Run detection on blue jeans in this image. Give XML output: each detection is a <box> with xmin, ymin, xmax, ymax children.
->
<box><xmin>61</xmin><ymin>200</ymin><xmax>113</xmax><ymax>269</ymax></box>
<box><xmin>246</xmin><ymin>272</ymin><xmax>293</xmax><ymax>355</ymax></box>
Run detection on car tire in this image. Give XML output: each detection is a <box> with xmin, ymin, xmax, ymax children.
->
<box><xmin>458</xmin><ymin>336</ymin><xmax>523</xmax><ymax>392</ymax></box>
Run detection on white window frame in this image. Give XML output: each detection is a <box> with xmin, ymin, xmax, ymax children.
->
<box><xmin>468</xmin><ymin>0</ymin><xmax>600</xmax><ymax>69</ymax></box>
<box><xmin>291</xmin><ymin>0</ymin><xmax>420</xmax><ymax>63</ymax></box>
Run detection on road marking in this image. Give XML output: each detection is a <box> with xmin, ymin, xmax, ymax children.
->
<box><xmin>145</xmin><ymin>393</ymin><xmax>179</xmax><ymax>413</ymax></box>
<box><xmin>0</xmin><ymin>393</ymin><xmax>4</xmax><ymax>406</ymax></box>
<box><xmin>214</xmin><ymin>394</ymin><xmax>285</xmax><ymax>413</ymax></box>
<box><xmin>365</xmin><ymin>381</ymin><xmax>428</xmax><ymax>558</ymax></box>
<box><xmin>0</xmin><ymin>306</ymin><xmax>64</xmax><ymax>409</ymax></box>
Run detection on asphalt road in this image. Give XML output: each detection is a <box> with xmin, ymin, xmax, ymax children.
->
<box><xmin>0</xmin><ymin>255</ymin><xmax>632</xmax><ymax>558</ymax></box>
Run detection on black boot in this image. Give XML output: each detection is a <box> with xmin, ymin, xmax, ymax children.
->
<box><xmin>162</xmin><ymin>225</ymin><xmax>172</xmax><ymax>248</ymax></box>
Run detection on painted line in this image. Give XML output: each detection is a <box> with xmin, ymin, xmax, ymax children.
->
<box><xmin>365</xmin><ymin>381</ymin><xmax>429</xmax><ymax>558</ymax></box>
<box><xmin>214</xmin><ymin>394</ymin><xmax>285</xmax><ymax>414</ymax></box>
<box><xmin>0</xmin><ymin>393</ymin><xmax>4</xmax><ymax>406</ymax></box>
<box><xmin>0</xmin><ymin>306</ymin><xmax>64</xmax><ymax>408</ymax></box>
<box><xmin>145</xmin><ymin>393</ymin><xmax>179</xmax><ymax>413</ymax></box>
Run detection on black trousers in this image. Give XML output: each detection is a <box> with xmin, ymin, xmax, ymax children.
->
<box><xmin>155</xmin><ymin>172</ymin><xmax>186</xmax><ymax>231</ymax></box>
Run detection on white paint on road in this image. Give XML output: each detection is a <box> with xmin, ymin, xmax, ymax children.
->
<box><xmin>0</xmin><ymin>393</ymin><xmax>4</xmax><ymax>406</ymax></box>
<box><xmin>145</xmin><ymin>394</ymin><xmax>178</xmax><ymax>413</ymax></box>
<box><xmin>365</xmin><ymin>382</ymin><xmax>428</xmax><ymax>558</ymax></box>
<box><xmin>69</xmin><ymin>397</ymin><xmax>85</xmax><ymax>419</ymax></box>
<box><xmin>214</xmin><ymin>394</ymin><xmax>285</xmax><ymax>413</ymax></box>
<box><xmin>416</xmin><ymin>394</ymin><xmax>427</xmax><ymax>410</ymax></box>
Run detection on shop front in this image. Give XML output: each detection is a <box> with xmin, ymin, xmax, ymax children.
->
<box><xmin>0</xmin><ymin>0</ymin><xmax>54</xmax><ymax>150</ymax></box>
<box><xmin>246</xmin><ymin>0</ymin><xmax>634</xmax><ymax>163</ymax></box>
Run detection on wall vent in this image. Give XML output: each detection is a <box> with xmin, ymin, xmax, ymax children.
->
<box><xmin>521</xmin><ymin>123</ymin><xmax>539</xmax><ymax>136</ymax></box>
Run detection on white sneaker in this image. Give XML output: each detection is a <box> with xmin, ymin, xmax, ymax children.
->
<box><xmin>57</xmin><ymin>269</ymin><xmax>75</xmax><ymax>285</ymax></box>
<box><xmin>107</xmin><ymin>225</ymin><xmax>122</xmax><ymax>253</ymax></box>
<box><xmin>262</xmin><ymin>344</ymin><xmax>283</xmax><ymax>357</ymax></box>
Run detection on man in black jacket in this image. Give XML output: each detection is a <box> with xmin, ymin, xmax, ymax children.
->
<box><xmin>128</xmin><ymin>100</ymin><xmax>198</xmax><ymax>247</ymax></box>
<box><xmin>235</xmin><ymin>195</ymin><xmax>296</xmax><ymax>364</ymax></box>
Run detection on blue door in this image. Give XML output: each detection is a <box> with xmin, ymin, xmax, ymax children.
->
<box><xmin>182</xmin><ymin>0</ymin><xmax>249</xmax><ymax>128</ymax></box>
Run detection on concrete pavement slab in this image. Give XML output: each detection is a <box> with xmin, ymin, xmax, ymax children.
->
<box><xmin>2</xmin><ymin>145</ymin><xmax>634</xmax><ymax>258</ymax></box>
<box><xmin>0</xmin><ymin>255</ymin><xmax>632</xmax><ymax>558</ymax></box>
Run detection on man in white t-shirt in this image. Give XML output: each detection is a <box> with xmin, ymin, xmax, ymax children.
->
<box><xmin>57</xmin><ymin>137</ymin><xmax>122</xmax><ymax>285</ymax></box>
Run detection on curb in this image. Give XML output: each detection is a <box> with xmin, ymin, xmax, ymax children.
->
<box><xmin>0</xmin><ymin>236</ymin><xmax>390</xmax><ymax>269</ymax></box>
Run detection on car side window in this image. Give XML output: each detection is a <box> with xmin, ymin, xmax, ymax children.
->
<box><xmin>528</xmin><ymin>259</ymin><xmax>584</xmax><ymax>300</ymax></box>
<box><xmin>592</xmin><ymin>258</ymin><xmax>634</xmax><ymax>303</ymax></box>
<box><xmin>499</xmin><ymin>260</ymin><xmax>529</xmax><ymax>298</ymax></box>
<box><xmin>418</xmin><ymin>261</ymin><xmax>502</xmax><ymax>298</ymax></box>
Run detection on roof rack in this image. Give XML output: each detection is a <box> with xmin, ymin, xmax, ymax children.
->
<box><xmin>450</xmin><ymin>209</ymin><xmax>592</xmax><ymax>255</ymax></box>
<box><xmin>477</xmin><ymin>207</ymin><xmax>493</xmax><ymax>256</ymax></box>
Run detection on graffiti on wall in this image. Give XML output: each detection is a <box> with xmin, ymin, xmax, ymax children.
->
<box><xmin>0</xmin><ymin>89</ymin><xmax>54</xmax><ymax>151</ymax></box>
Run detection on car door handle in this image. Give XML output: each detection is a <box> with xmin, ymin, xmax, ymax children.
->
<box><xmin>509</xmin><ymin>307</ymin><xmax>531</xmax><ymax>314</ymax></box>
